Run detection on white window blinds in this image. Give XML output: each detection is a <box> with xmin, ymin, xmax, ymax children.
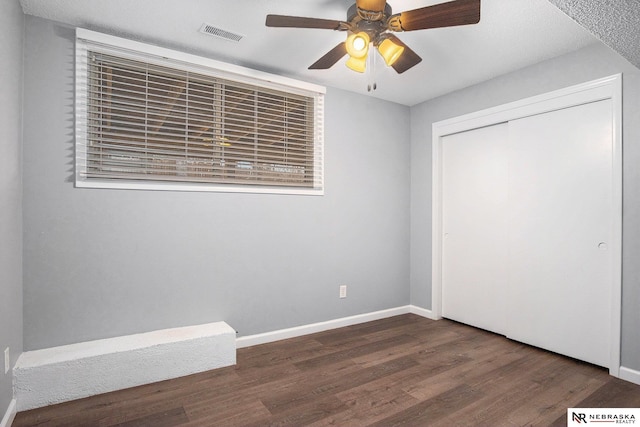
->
<box><xmin>75</xmin><ymin>31</ymin><xmax>324</xmax><ymax>194</ymax></box>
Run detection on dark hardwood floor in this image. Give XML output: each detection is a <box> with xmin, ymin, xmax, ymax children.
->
<box><xmin>13</xmin><ymin>314</ymin><xmax>640</xmax><ymax>426</ymax></box>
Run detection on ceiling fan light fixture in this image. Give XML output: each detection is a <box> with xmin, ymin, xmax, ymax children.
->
<box><xmin>345</xmin><ymin>55</ymin><xmax>367</xmax><ymax>73</ymax></box>
<box><xmin>266</xmin><ymin>0</ymin><xmax>482</xmax><ymax>74</ymax></box>
<box><xmin>377</xmin><ymin>37</ymin><xmax>405</xmax><ymax>67</ymax></box>
<box><xmin>345</xmin><ymin>32</ymin><xmax>370</xmax><ymax>59</ymax></box>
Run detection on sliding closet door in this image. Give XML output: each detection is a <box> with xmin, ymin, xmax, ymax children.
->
<box><xmin>506</xmin><ymin>100</ymin><xmax>613</xmax><ymax>367</ymax></box>
<box><xmin>441</xmin><ymin>123</ymin><xmax>509</xmax><ymax>335</ymax></box>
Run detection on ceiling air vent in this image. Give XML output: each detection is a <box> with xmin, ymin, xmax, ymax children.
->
<box><xmin>199</xmin><ymin>23</ymin><xmax>244</xmax><ymax>42</ymax></box>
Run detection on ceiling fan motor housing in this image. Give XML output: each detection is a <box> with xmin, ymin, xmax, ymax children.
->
<box><xmin>349</xmin><ymin>3</ymin><xmax>392</xmax><ymax>22</ymax></box>
<box><xmin>347</xmin><ymin>3</ymin><xmax>393</xmax><ymax>45</ymax></box>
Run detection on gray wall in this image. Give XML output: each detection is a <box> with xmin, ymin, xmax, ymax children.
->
<box><xmin>0</xmin><ymin>0</ymin><xmax>24</xmax><ymax>416</ymax></box>
<box><xmin>409</xmin><ymin>42</ymin><xmax>640</xmax><ymax>371</ymax></box>
<box><xmin>22</xmin><ymin>16</ymin><xmax>411</xmax><ymax>351</ymax></box>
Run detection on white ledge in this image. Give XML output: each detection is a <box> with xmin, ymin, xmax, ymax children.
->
<box><xmin>14</xmin><ymin>322</ymin><xmax>236</xmax><ymax>411</ymax></box>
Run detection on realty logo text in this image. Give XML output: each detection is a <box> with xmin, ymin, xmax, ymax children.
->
<box><xmin>571</xmin><ymin>411</ymin><xmax>636</xmax><ymax>424</ymax></box>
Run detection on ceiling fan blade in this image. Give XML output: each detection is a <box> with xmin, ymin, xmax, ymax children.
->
<box><xmin>385</xmin><ymin>34</ymin><xmax>422</xmax><ymax>74</ymax></box>
<box><xmin>394</xmin><ymin>0</ymin><xmax>480</xmax><ymax>32</ymax></box>
<box><xmin>356</xmin><ymin>0</ymin><xmax>387</xmax><ymax>12</ymax></box>
<box><xmin>266</xmin><ymin>15</ymin><xmax>346</xmax><ymax>30</ymax></box>
<box><xmin>309</xmin><ymin>43</ymin><xmax>348</xmax><ymax>69</ymax></box>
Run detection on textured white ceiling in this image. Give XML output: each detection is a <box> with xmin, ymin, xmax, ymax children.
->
<box><xmin>547</xmin><ymin>0</ymin><xmax>640</xmax><ymax>69</ymax></box>
<box><xmin>19</xmin><ymin>0</ymin><xmax>599</xmax><ymax>106</ymax></box>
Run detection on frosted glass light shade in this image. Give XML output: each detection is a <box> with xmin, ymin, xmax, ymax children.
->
<box><xmin>378</xmin><ymin>38</ymin><xmax>405</xmax><ymax>66</ymax></box>
<box><xmin>346</xmin><ymin>32</ymin><xmax>370</xmax><ymax>59</ymax></box>
<box><xmin>345</xmin><ymin>56</ymin><xmax>366</xmax><ymax>73</ymax></box>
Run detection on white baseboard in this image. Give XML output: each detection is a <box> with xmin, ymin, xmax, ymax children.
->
<box><xmin>236</xmin><ymin>306</ymin><xmax>410</xmax><ymax>348</ymax></box>
<box><xmin>14</xmin><ymin>322</ymin><xmax>236</xmax><ymax>411</ymax></box>
<box><xmin>619</xmin><ymin>366</ymin><xmax>640</xmax><ymax>386</ymax></box>
<box><xmin>0</xmin><ymin>399</ymin><xmax>16</xmax><ymax>427</ymax></box>
<box><xmin>409</xmin><ymin>305</ymin><xmax>438</xmax><ymax>320</ymax></box>
<box><xmin>236</xmin><ymin>305</ymin><xmax>438</xmax><ymax>349</ymax></box>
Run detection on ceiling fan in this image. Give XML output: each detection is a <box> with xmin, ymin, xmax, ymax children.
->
<box><xmin>266</xmin><ymin>0</ymin><xmax>481</xmax><ymax>75</ymax></box>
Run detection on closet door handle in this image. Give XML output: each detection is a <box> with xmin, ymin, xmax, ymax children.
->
<box><xmin>598</xmin><ymin>242</ymin><xmax>608</xmax><ymax>250</ymax></box>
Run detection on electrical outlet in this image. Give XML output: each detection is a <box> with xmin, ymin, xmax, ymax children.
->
<box><xmin>4</xmin><ymin>347</ymin><xmax>9</xmax><ymax>374</ymax></box>
<box><xmin>339</xmin><ymin>285</ymin><xmax>347</xmax><ymax>299</ymax></box>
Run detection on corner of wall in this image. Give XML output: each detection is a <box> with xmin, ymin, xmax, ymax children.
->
<box><xmin>0</xmin><ymin>399</ymin><xmax>17</xmax><ymax>427</ymax></box>
<box><xmin>0</xmin><ymin>0</ymin><xmax>25</xmax><ymax>421</ymax></box>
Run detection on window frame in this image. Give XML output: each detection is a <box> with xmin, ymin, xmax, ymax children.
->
<box><xmin>75</xmin><ymin>29</ymin><xmax>325</xmax><ymax>195</ymax></box>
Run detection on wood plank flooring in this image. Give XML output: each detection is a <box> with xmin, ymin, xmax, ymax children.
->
<box><xmin>13</xmin><ymin>314</ymin><xmax>640</xmax><ymax>426</ymax></box>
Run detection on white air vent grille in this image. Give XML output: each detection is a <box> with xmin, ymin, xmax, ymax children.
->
<box><xmin>199</xmin><ymin>23</ymin><xmax>243</xmax><ymax>42</ymax></box>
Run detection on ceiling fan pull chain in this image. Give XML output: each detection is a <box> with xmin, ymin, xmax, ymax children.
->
<box><xmin>368</xmin><ymin>49</ymin><xmax>377</xmax><ymax>92</ymax></box>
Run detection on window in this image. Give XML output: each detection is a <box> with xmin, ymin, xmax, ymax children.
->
<box><xmin>75</xmin><ymin>30</ymin><xmax>325</xmax><ymax>194</ymax></box>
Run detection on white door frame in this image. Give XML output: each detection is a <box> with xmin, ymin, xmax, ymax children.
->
<box><xmin>431</xmin><ymin>74</ymin><xmax>622</xmax><ymax>376</ymax></box>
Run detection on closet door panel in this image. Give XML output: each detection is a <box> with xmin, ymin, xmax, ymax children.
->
<box><xmin>506</xmin><ymin>100</ymin><xmax>613</xmax><ymax>367</ymax></box>
<box><xmin>442</xmin><ymin>123</ymin><xmax>509</xmax><ymax>335</ymax></box>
